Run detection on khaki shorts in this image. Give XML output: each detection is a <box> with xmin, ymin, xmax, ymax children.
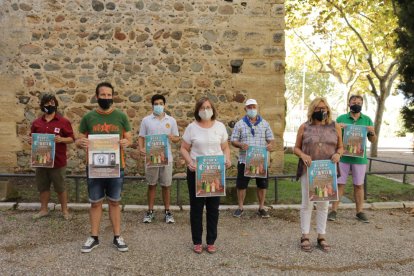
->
<box><xmin>145</xmin><ymin>163</ymin><xmax>173</xmax><ymax>187</ymax></box>
<box><xmin>35</xmin><ymin>167</ymin><xmax>67</xmax><ymax>193</ymax></box>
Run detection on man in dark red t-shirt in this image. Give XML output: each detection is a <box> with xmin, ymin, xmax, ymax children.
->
<box><xmin>30</xmin><ymin>94</ymin><xmax>75</xmax><ymax>220</ymax></box>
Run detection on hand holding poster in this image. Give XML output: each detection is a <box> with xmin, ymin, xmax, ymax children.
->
<box><xmin>307</xmin><ymin>160</ymin><xmax>338</xmax><ymax>202</ymax></box>
<box><xmin>196</xmin><ymin>155</ymin><xmax>226</xmax><ymax>197</ymax></box>
<box><xmin>145</xmin><ymin>134</ymin><xmax>169</xmax><ymax>167</ymax></box>
<box><xmin>244</xmin><ymin>146</ymin><xmax>268</xmax><ymax>178</ymax></box>
<box><xmin>31</xmin><ymin>133</ymin><xmax>55</xmax><ymax>168</ymax></box>
<box><xmin>88</xmin><ymin>134</ymin><xmax>120</xmax><ymax>178</ymax></box>
<box><xmin>343</xmin><ymin>124</ymin><xmax>367</xmax><ymax>158</ymax></box>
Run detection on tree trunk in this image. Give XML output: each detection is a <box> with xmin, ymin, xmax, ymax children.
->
<box><xmin>370</xmin><ymin>83</ymin><xmax>387</xmax><ymax>157</ymax></box>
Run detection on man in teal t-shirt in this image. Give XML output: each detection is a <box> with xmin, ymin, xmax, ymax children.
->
<box><xmin>328</xmin><ymin>95</ymin><xmax>376</xmax><ymax>223</ymax></box>
<box><xmin>76</xmin><ymin>82</ymin><xmax>132</xmax><ymax>253</ymax></box>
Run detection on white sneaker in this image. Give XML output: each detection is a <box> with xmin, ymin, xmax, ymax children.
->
<box><xmin>165</xmin><ymin>211</ymin><xmax>175</xmax><ymax>224</ymax></box>
<box><xmin>143</xmin><ymin>210</ymin><xmax>155</xmax><ymax>223</ymax></box>
<box><xmin>81</xmin><ymin>237</ymin><xmax>99</xmax><ymax>253</ymax></box>
<box><xmin>113</xmin><ymin>236</ymin><xmax>128</xmax><ymax>252</ymax></box>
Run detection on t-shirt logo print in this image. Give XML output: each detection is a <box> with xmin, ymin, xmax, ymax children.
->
<box><xmin>93</xmin><ymin>122</ymin><xmax>120</xmax><ymax>133</ymax></box>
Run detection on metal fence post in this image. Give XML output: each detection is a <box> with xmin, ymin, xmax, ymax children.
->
<box><xmin>403</xmin><ymin>165</ymin><xmax>407</xmax><ymax>184</ymax></box>
<box><xmin>75</xmin><ymin>178</ymin><xmax>80</xmax><ymax>203</ymax></box>
<box><xmin>368</xmin><ymin>159</ymin><xmax>373</xmax><ymax>172</ymax></box>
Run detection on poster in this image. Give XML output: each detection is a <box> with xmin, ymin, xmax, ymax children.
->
<box><xmin>196</xmin><ymin>155</ymin><xmax>226</xmax><ymax>197</ymax></box>
<box><xmin>88</xmin><ymin>134</ymin><xmax>120</xmax><ymax>178</ymax></box>
<box><xmin>343</xmin><ymin>124</ymin><xmax>367</xmax><ymax>158</ymax></box>
<box><xmin>31</xmin><ymin>133</ymin><xmax>55</xmax><ymax>168</ymax></box>
<box><xmin>244</xmin><ymin>146</ymin><xmax>268</xmax><ymax>178</ymax></box>
<box><xmin>145</xmin><ymin>134</ymin><xmax>169</xmax><ymax>167</ymax></box>
<box><xmin>307</xmin><ymin>160</ymin><xmax>338</xmax><ymax>202</ymax></box>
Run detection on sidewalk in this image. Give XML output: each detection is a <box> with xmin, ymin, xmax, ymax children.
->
<box><xmin>1</xmin><ymin>205</ymin><xmax>414</xmax><ymax>275</ymax></box>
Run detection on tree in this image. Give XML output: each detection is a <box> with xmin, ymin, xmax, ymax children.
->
<box><xmin>286</xmin><ymin>0</ymin><xmax>399</xmax><ymax>156</ymax></box>
<box><xmin>396</xmin><ymin>0</ymin><xmax>414</xmax><ymax>133</ymax></box>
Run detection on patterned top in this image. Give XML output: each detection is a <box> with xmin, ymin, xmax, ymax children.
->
<box><xmin>297</xmin><ymin>121</ymin><xmax>338</xmax><ymax>177</ymax></box>
<box><xmin>230</xmin><ymin>116</ymin><xmax>274</xmax><ymax>163</ymax></box>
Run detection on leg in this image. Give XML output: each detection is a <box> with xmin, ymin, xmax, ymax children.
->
<box><xmin>57</xmin><ymin>191</ymin><xmax>69</xmax><ymax>215</ymax></box>
<box><xmin>161</xmin><ymin>186</ymin><xmax>170</xmax><ymax>210</ymax></box>
<box><xmin>351</xmin><ymin>164</ymin><xmax>367</xmax><ymax>214</ymax></box>
<box><xmin>90</xmin><ymin>202</ymin><xmax>103</xmax><ymax>236</ymax></box>
<box><xmin>108</xmin><ymin>200</ymin><xmax>121</xmax><ymax>236</ymax></box>
<box><xmin>51</xmin><ymin>167</ymin><xmax>69</xmax><ymax>216</ymax></box>
<box><xmin>205</xmin><ymin>196</ymin><xmax>220</xmax><ymax>245</ymax></box>
<box><xmin>147</xmin><ymin>185</ymin><xmax>157</xmax><ymax>210</ymax></box>
<box><xmin>39</xmin><ymin>191</ymin><xmax>51</xmax><ymax>214</ymax></box>
<box><xmin>300</xmin><ymin>175</ymin><xmax>313</xmax><ymax>235</ymax></box>
<box><xmin>237</xmin><ymin>189</ymin><xmax>246</xmax><ymax>209</ymax></box>
<box><xmin>354</xmin><ymin>185</ymin><xmax>364</xmax><ymax>213</ymax></box>
<box><xmin>235</xmin><ymin>162</ymin><xmax>249</xmax><ymax>210</ymax></box>
<box><xmin>257</xmin><ymin>188</ymin><xmax>266</xmax><ymax>210</ymax></box>
<box><xmin>35</xmin><ymin>168</ymin><xmax>51</xmax><ymax>215</ymax></box>
<box><xmin>187</xmin><ymin>169</ymin><xmax>204</xmax><ymax>245</ymax></box>
<box><xmin>331</xmin><ymin>184</ymin><xmax>345</xmax><ymax>211</ymax></box>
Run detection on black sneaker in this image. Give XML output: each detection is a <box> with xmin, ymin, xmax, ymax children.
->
<box><xmin>233</xmin><ymin>208</ymin><xmax>244</xmax><ymax>218</ymax></box>
<box><xmin>113</xmin><ymin>236</ymin><xmax>129</xmax><ymax>252</ymax></box>
<box><xmin>81</xmin><ymin>237</ymin><xmax>99</xmax><ymax>253</ymax></box>
<box><xmin>327</xmin><ymin>211</ymin><xmax>337</xmax><ymax>221</ymax></box>
<box><xmin>356</xmin><ymin>212</ymin><xmax>369</xmax><ymax>223</ymax></box>
<box><xmin>257</xmin><ymin>208</ymin><xmax>270</xmax><ymax>218</ymax></box>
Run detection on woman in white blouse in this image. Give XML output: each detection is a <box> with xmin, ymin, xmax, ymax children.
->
<box><xmin>181</xmin><ymin>97</ymin><xmax>231</xmax><ymax>254</ymax></box>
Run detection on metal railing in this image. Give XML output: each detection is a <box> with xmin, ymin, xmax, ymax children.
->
<box><xmin>367</xmin><ymin>157</ymin><xmax>414</xmax><ymax>184</ymax></box>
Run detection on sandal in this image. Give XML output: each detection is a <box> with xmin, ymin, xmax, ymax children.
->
<box><xmin>300</xmin><ymin>237</ymin><xmax>312</xmax><ymax>252</ymax></box>
<box><xmin>317</xmin><ymin>238</ymin><xmax>331</xmax><ymax>252</ymax></box>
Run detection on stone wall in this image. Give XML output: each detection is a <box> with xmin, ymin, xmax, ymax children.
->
<box><xmin>0</xmin><ymin>0</ymin><xmax>285</xmax><ymax>175</ymax></box>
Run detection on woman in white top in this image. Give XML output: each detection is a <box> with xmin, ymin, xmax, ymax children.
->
<box><xmin>181</xmin><ymin>97</ymin><xmax>231</xmax><ymax>254</ymax></box>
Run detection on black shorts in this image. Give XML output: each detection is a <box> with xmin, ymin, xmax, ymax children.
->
<box><xmin>236</xmin><ymin>162</ymin><xmax>268</xmax><ymax>189</ymax></box>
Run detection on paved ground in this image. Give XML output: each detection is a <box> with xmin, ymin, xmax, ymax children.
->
<box><xmin>369</xmin><ymin>150</ymin><xmax>414</xmax><ymax>184</ymax></box>
<box><xmin>1</xmin><ymin>208</ymin><xmax>413</xmax><ymax>275</ymax></box>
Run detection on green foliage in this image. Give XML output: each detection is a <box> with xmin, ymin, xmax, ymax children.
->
<box><xmin>396</xmin><ymin>0</ymin><xmax>414</xmax><ymax>132</ymax></box>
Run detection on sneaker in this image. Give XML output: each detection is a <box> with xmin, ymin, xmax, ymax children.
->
<box><xmin>327</xmin><ymin>211</ymin><xmax>337</xmax><ymax>221</ymax></box>
<box><xmin>143</xmin><ymin>210</ymin><xmax>155</xmax><ymax>223</ymax></box>
<box><xmin>356</xmin><ymin>212</ymin><xmax>369</xmax><ymax>223</ymax></box>
<box><xmin>193</xmin><ymin>244</ymin><xmax>202</xmax><ymax>254</ymax></box>
<box><xmin>113</xmin><ymin>236</ymin><xmax>129</xmax><ymax>252</ymax></box>
<box><xmin>258</xmin><ymin>208</ymin><xmax>270</xmax><ymax>218</ymax></box>
<box><xmin>165</xmin><ymin>211</ymin><xmax>175</xmax><ymax>224</ymax></box>
<box><xmin>233</xmin><ymin>208</ymin><xmax>244</xmax><ymax>218</ymax></box>
<box><xmin>81</xmin><ymin>237</ymin><xmax>99</xmax><ymax>253</ymax></box>
<box><xmin>206</xmin><ymin>244</ymin><xmax>217</xmax><ymax>254</ymax></box>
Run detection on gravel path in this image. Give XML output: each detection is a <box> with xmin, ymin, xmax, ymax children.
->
<box><xmin>1</xmin><ymin>208</ymin><xmax>413</xmax><ymax>275</ymax></box>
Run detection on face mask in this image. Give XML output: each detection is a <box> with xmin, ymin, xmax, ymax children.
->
<box><xmin>199</xmin><ymin>109</ymin><xmax>213</xmax><ymax>121</ymax></box>
<box><xmin>246</xmin><ymin>109</ymin><xmax>257</xmax><ymax>119</ymax></box>
<box><xmin>312</xmin><ymin>111</ymin><xmax>327</xmax><ymax>121</ymax></box>
<box><xmin>97</xmin><ymin>98</ymin><xmax>113</xmax><ymax>110</ymax></box>
<box><xmin>153</xmin><ymin>105</ymin><xmax>164</xmax><ymax>116</ymax></box>
<box><xmin>350</xmin><ymin>104</ymin><xmax>362</xmax><ymax>113</ymax></box>
<box><xmin>42</xmin><ymin>105</ymin><xmax>56</xmax><ymax>114</ymax></box>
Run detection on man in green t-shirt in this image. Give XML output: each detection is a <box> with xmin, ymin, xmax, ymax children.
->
<box><xmin>76</xmin><ymin>82</ymin><xmax>132</xmax><ymax>253</ymax></box>
<box><xmin>328</xmin><ymin>95</ymin><xmax>376</xmax><ymax>223</ymax></box>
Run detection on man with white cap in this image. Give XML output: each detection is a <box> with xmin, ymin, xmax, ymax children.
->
<box><xmin>230</xmin><ymin>99</ymin><xmax>275</xmax><ymax>218</ymax></box>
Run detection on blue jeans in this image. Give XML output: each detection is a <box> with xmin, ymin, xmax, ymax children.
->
<box><xmin>87</xmin><ymin>171</ymin><xmax>124</xmax><ymax>202</ymax></box>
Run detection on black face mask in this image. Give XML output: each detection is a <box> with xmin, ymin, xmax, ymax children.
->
<box><xmin>312</xmin><ymin>111</ymin><xmax>327</xmax><ymax>121</ymax></box>
<box><xmin>350</xmin><ymin>104</ymin><xmax>362</xmax><ymax>113</ymax></box>
<box><xmin>97</xmin><ymin>98</ymin><xmax>113</xmax><ymax>110</ymax></box>
<box><xmin>42</xmin><ymin>105</ymin><xmax>56</xmax><ymax>114</ymax></box>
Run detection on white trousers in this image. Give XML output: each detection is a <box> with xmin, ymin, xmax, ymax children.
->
<box><xmin>300</xmin><ymin>175</ymin><xmax>329</xmax><ymax>235</ymax></box>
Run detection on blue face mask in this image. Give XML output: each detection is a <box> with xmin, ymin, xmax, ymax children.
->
<box><xmin>246</xmin><ymin>109</ymin><xmax>257</xmax><ymax>119</ymax></box>
<box><xmin>153</xmin><ymin>105</ymin><xmax>164</xmax><ymax>116</ymax></box>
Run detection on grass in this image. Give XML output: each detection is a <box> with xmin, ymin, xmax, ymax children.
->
<box><xmin>7</xmin><ymin>154</ymin><xmax>414</xmax><ymax>205</ymax></box>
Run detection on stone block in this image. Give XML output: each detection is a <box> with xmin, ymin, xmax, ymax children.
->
<box><xmin>270</xmin><ymin>204</ymin><xmax>301</xmax><ymax>210</ymax></box>
<box><xmin>17</xmin><ymin>202</ymin><xmax>55</xmax><ymax>211</ymax></box>
<box><xmin>0</xmin><ymin>202</ymin><xmax>16</xmax><ymax>210</ymax></box>
<box><xmin>0</xmin><ymin>103</ymin><xmax>25</xmax><ymax>121</ymax></box>
<box><xmin>371</xmin><ymin>202</ymin><xmax>404</xmax><ymax>209</ymax></box>
<box><xmin>403</xmin><ymin>202</ymin><xmax>414</xmax><ymax>208</ymax></box>
<box><xmin>242</xmin><ymin>59</ymin><xmax>271</xmax><ymax>74</ymax></box>
<box><xmin>0</xmin><ymin>153</ymin><xmax>18</xmax><ymax>168</ymax></box>
<box><xmin>65</xmin><ymin>203</ymin><xmax>90</xmax><ymax>210</ymax></box>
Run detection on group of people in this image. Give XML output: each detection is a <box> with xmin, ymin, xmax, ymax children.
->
<box><xmin>30</xmin><ymin>82</ymin><xmax>376</xmax><ymax>254</ymax></box>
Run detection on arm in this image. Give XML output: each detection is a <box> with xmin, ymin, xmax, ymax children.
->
<box><xmin>266</xmin><ymin>140</ymin><xmax>275</xmax><ymax>152</ymax></box>
<box><xmin>221</xmin><ymin>141</ymin><xmax>232</xmax><ymax>168</ymax></box>
<box><xmin>55</xmin><ymin>136</ymin><xmax>74</xmax><ymax>144</ymax></box>
<box><xmin>180</xmin><ymin>140</ymin><xmax>195</xmax><ymax>171</ymax></box>
<box><xmin>366</xmin><ymin>125</ymin><xmax>377</xmax><ymax>143</ymax></box>
<box><xmin>331</xmin><ymin>123</ymin><xmax>344</xmax><ymax>163</ymax></box>
<box><xmin>230</xmin><ymin>123</ymin><xmax>248</xmax><ymax>150</ymax></box>
<box><xmin>231</xmin><ymin>140</ymin><xmax>249</xmax><ymax>150</ymax></box>
<box><xmin>293</xmin><ymin>124</ymin><xmax>312</xmax><ymax>166</ymax></box>
<box><xmin>75</xmin><ymin>133</ymin><xmax>88</xmax><ymax>149</ymax></box>
<box><xmin>138</xmin><ymin>136</ymin><xmax>146</xmax><ymax>156</ymax></box>
<box><xmin>120</xmin><ymin>131</ymin><xmax>132</xmax><ymax>148</ymax></box>
<box><xmin>169</xmin><ymin>134</ymin><xmax>181</xmax><ymax>144</ymax></box>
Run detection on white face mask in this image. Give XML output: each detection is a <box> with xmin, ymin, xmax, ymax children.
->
<box><xmin>198</xmin><ymin>109</ymin><xmax>213</xmax><ymax>121</ymax></box>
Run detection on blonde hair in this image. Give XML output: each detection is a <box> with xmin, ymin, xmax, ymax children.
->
<box><xmin>307</xmin><ymin>97</ymin><xmax>333</xmax><ymax>124</ymax></box>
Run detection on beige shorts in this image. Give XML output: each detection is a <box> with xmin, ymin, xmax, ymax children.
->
<box><xmin>145</xmin><ymin>162</ymin><xmax>173</xmax><ymax>187</ymax></box>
